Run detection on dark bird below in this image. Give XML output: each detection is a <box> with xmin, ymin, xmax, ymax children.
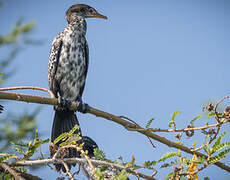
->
<box><xmin>48</xmin><ymin>4</ymin><xmax>107</xmax><ymax>172</ymax></box>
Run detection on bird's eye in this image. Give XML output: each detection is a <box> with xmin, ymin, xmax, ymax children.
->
<box><xmin>88</xmin><ymin>8</ymin><xmax>94</xmax><ymax>14</ymax></box>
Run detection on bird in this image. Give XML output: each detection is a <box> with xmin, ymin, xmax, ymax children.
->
<box><xmin>81</xmin><ymin>136</ymin><xmax>130</xmax><ymax>180</ymax></box>
<box><xmin>48</xmin><ymin>4</ymin><xmax>107</xmax><ymax>172</ymax></box>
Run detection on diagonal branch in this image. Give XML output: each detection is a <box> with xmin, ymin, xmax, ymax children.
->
<box><xmin>0</xmin><ymin>90</ymin><xmax>230</xmax><ymax>173</ymax></box>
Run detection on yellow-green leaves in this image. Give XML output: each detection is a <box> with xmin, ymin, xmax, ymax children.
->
<box><xmin>54</xmin><ymin>125</ymin><xmax>81</xmax><ymax>147</ymax></box>
<box><xmin>11</xmin><ymin>130</ymin><xmax>49</xmax><ymax>159</ymax></box>
<box><xmin>169</xmin><ymin>110</ymin><xmax>181</xmax><ymax>127</ymax></box>
<box><xmin>0</xmin><ymin>154</ymin><xmax>15</xmax><ymax>163</ymax></box>
<box><xmin>94</xmin><ymin>148</ymin><xmax>106</xmax><ymax>161</ymax></box>
<box><xmin>146</xmin><ymin>118</ymin><xmax>154</xmax><ymax>128</ymax></box>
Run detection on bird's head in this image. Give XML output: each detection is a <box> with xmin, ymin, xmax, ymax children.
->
<box><xmin>66</xmin><ymin>4</ymin><xmax>107</xmax><ymax>23</ymax></box>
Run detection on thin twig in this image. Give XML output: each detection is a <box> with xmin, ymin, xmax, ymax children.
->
<box><xmin>214</xmin><ymin>94</ymin><xmax>230</xmax><ymax>123</ymax></box>
<box><xmin>145</xmin><ymin>120</ymin><xmax>227</xmax><ymax>133</ymax></box>
<box><xmin>0</xmin><ymin>86</ymin><xmax>55</xmax><ymax>98</ymax></box>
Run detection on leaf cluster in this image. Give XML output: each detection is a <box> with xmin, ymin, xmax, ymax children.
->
<box><xmin>12</xmin><ymin>130</ymin><xmax>49</xmax><ymax>159</ymax></box>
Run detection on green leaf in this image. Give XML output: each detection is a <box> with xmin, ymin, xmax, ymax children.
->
<box><xmin>94</xmin><ymin>148</ymin><xmax>106</xmax><ymax>161</ymax></box>
<box><xmin>208</xmin><ymin>112</ymin><xmax>215</xmax><ymax>118</ymax></box>
<box><xmin>158</xmin><ymin>152</ymin><xmax>180</xmax><ymax>163</ymax></box>
<box><xmin>164</xmin><ymin>172</ymin><xmax>174</xmax><ymax>180</ymax></box>
<box><xmin>211</xmin><ymin>142</ymin><xmax>230</xmax><ymax>154</ymax></box>
<box><xmin>0</xmin><ymin>21</ymin><xmax>35</xmax><ymax>45</ymax></box>
<box><xmin>112</xmin><ymin>169</ymin><xmax>130</xmax><ymax>180</ymax></box>
<box><xmin>190</xmin><ymin>115</ymin><xmax>202</xmax><ymax>125</ymax></box>
<box><xmin>168</xmin><ymin>122</ymin><xmax>173</xmax><ymax>127</ymax></box>
<box><xmin>174</xmin><ymin>141</ymin><xmax>183</xmax><ymax>145</ymax></box>
<box><xmin>169</xmin><ymin>110</ymin><xmax>181</xmax><ymax>127</ymax></box>
<box><xmin>171</xmin><ymin>110</ymin><xmax>181</xmax><ymax>122</ymax></box>
<box><xmin>193</xmin><ymin>141</ymin><xmax>197</xmax><ymax>148</ymax></box>
<box><xmin>208</xmin><ymin>148</ymin><xmax>230</xmax><ymax>164</ymax></box>
<box><xmin>11</xmin><ymin>141</ymin><xmax>28</xmax><ymax>147</ymax></box>
<box><xmin>196</xmin><ymin>156</ymin><xmax>206</xmax><ymax>164</ymax></box>
<box><xmin>0</xmin><ymin>154</ymin><xmax>15</xmax><ymax>162</ymax></box>
<box><xmin>15</xmin><ymin>146</ymin><xmax>25</xmax><ymax>154</ymax></box>
<box><xmin>203</xmin><ymin>135</ymin><xmax>210</xmax><ymax>155</ymax></box>
<box><xmin>160</xmin><ymin>163</ymin><xmax>170</xmax><ymax>168</ymax></box>
<box><xmin>210</xmin><ymin>132</ymin><xmax>226</xmax><ymax>154</ymax></box>
<box><xmin>208</xmin><ymin>112</ymin><xmax>223</xmax><ymax>118</ymax></box>
<box><xmin>144</xmin><ymin>160</ymin><xmax>157</xmax><ymax>167</ymax></box>
<box><xmin>0</xmin><ymin>73</ymin><xmax>4</xmax><ymax>75</ymax></box>
<box><xmin>94</xmin><ymin>168</ymin><xmax>105</xmax><ymax>180</ymax></box>
<box><xmin>54</xmin><ymin>132</ymin><xmax>68</xmax><ymax>145</ymax></box>
<box><xmin>146</xmin><ymin>118</ymin><xmax>154</xmax><ymax>128</ymax></box>
<box><xmin>59</xmin><ymin>133</ymin><xmax>81</xmax><ymax>146</ymax></box>
<box><xmin>69</xmin><ymin>124</ymin><xmax>80</xmax><ymax>135</ymax></box>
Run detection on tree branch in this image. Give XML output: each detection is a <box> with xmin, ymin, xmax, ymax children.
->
<box><xmin>0</xmin><ymin>89</ymin><xmax>230</xmax><ymax>173</ymax></box>
<box><xmin>7</xmin><ymin>158</ymin><xmax>157</xmax><ymax>180</ymax></box>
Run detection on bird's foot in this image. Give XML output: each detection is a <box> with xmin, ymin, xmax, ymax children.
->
<box><xmin>58</xmin><ymin>96</ymin><xmax>72</xmax><ymax>109</ymax></box>
<box><xmin>77</xmin><ymin>100</ymin><xmax>89</xmax><ymax>114</ymax></box>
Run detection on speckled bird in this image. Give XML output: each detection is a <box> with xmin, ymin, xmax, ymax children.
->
<box><xmin>48</xmin><ymin>4</ymin><xmax>107</xmax><ymax>171</ymax></box>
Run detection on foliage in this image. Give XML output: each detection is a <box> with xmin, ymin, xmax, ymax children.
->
<box><xmin>158</xmin><ymin>151</ymin><xmax>181</xmax><ymax>163</ymax></box>
<box><xmin>12</xmin><ymin>130</ymin><xmax>49</xmax><ymax>159</ymax></box>
<box><xmin>94</xmin><ymin>148</ymin><xmax>106</xmax><ymax>161</ymax></box>
<box><xmin>190</xmin><ymin>115</ymin><xmax>202</xmax><ymax>126</ymax></box>
<box><xmin>0</xmin><ymin>13</ymin><xmax>40</xmax><ymax>178</ymax></box>
<box><xmin>169</xmin><ymin>110</ymin><xmax>181</xmax><ymax>127</ymax></box>
<box><xmin>112</xmin><ymin>170</ymin><xmax>130</xmax><ymax>180</ymax></box>
<box><xmin>0</xmin><ymin>21</ymin><xmax>34</xmax><ymax>45</ymax></box>
<box><xmin>53</xmin><ymin>124</ymin><xmax>81</xmax><ymax>146</ymax></box>
<box><xmin>146</xmin><ymin>118</ymin><xmax>154</xmax><ymax>128</ymax></box>
<box><xmin>0</xmin><ymin>107</ymin><xmax>40</xmax><ymax>152</ymax></box>
<box><xmin>0</xmin><ymin>154</ymin><xmax>15</xmax><ymax>163</ymax></box>
<box><xmin>144</xmin><ymin>160</ymin><xmax>157</xmax><ymax>168</ymax></box>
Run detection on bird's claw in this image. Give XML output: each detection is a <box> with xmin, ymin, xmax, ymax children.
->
<box><xmin>77</xmin><ymin>100</ymin><xmax>89</xmax><ymax>113</ymax></box>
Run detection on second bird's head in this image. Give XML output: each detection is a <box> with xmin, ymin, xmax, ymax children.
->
<box><xmin>66</xmin><ymin>4</ymin><xmax>107</xmax><ymax>23</ymax></box>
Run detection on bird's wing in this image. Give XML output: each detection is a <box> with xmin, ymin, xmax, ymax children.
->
<box><xmin>84</xmin><ymin>41</ymin><xmax>89</xmax><ymax>78</ymax></box>
<box><xmin>48</xmin><ymin>34</ymin><xmax>63</xmax><ymax>97</ymax></box>
<box><xmin>79</xmin><ymin>41</ymin><xmax>89</xmax><ymax>97</ymax></box>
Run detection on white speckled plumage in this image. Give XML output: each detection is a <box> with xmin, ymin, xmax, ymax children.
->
<box><xmin>48</xmin><ymin>17</ymin><xmax>88</xmax><ymax>101</ymax></box>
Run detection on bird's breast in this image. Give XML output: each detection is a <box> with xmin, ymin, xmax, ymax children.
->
<box><xmin>56</xmin><ymin>32</ymin><xmax>87</xmax><ymax>101</ymax></box>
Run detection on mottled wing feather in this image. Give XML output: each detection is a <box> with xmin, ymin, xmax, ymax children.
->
<box><xmin>79</xmin><ymin>41</ymin><xmax>89</xmax><ymax>97</ymax></box>
<box><xmin>48</xmin><ymin>34</ymin><xmax>63</xmax><ymax>97</ymax></box>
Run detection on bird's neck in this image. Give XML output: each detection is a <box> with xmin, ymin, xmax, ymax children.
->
<box><xmin>68</xmin><ymin>16</ymin><xmax>87</xmax><ymax>35</ymax></box>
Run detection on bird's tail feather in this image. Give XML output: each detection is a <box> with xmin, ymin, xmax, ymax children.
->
<box><xmin>51</xmin><ymin>109</ymin><xmax>82</xmax><ymax>172</ymax></box>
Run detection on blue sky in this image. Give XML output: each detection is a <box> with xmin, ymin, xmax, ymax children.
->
<box><xmin>1</xmin><ymin>0</ymin><xmax>230</xmax><ymax>179</ymax></box>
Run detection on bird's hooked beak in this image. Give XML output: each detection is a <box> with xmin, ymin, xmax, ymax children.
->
<box><xmin>88</xmin><ymin>13</ymin><xmax>107</xmax><ymax>20</ymax></box>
